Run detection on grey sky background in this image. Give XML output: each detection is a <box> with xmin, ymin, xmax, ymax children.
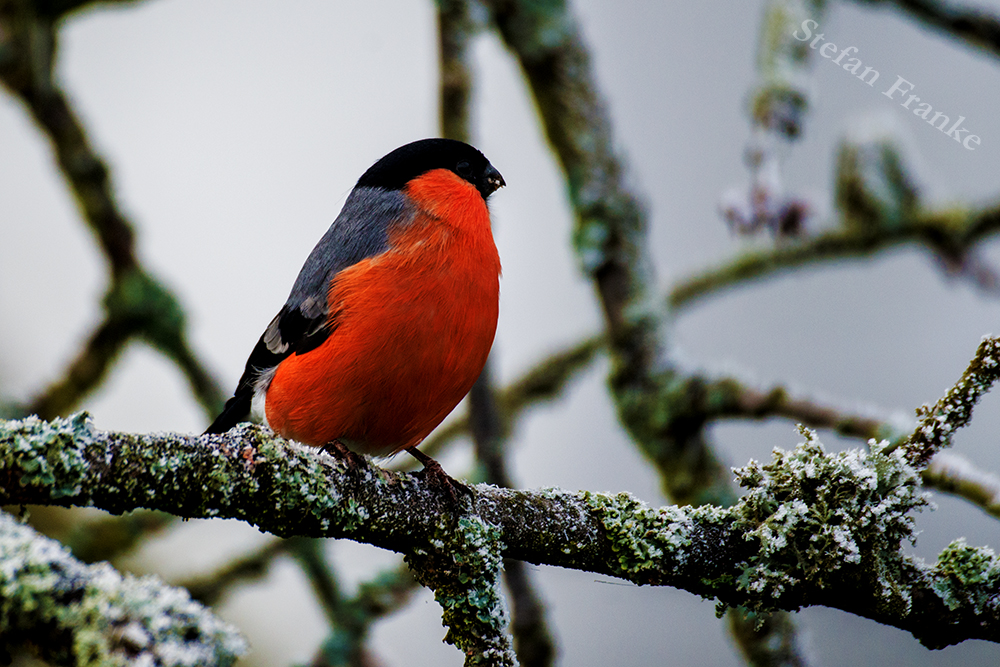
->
<box><xmin>2</xmin><ymin>1</ymin><xmax>1000</xmax><ymax>665</ymax></box>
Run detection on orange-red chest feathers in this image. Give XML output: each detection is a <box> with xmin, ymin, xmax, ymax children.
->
<box><xmin>263</xmin><ymin>169</ymin><xmax>501</xmax><ymax>455</ymax></box>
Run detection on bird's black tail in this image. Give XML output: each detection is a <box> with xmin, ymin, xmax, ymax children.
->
<box><xmin>204</xmin><ymin>391</ymin><xmax>252</xmax><ymax>435</ymax></box>
<box><xmin>205</xmin><ymin>322</ymin><xmax>292</xmax><ymax>436</ymax></box>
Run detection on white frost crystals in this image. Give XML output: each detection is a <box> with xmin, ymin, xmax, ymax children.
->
<box><xmin>732</xmin><ymin>427</ymin><xmax>929</xmax><ymax>602</ymax></box>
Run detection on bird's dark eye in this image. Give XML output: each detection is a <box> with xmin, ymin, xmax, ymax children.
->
<box><xmin>455</xmin><ymin>160</ymin><xmax>473</xmax><ymax>178</ymax></box>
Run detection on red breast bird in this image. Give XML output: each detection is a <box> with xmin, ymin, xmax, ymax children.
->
<box><xmin>206</xmin><ymin>138</ymin><xmax>504</xmax><ymax>478</ymax></box>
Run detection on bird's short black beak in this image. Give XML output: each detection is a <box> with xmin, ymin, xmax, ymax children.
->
<box><xmin>479</xmin><ymin>164</ymin><xmax>505</xmax><ymax>198</ymax></box>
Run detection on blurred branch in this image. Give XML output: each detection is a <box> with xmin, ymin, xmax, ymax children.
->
<box><xmin>0</xmin><ymin>509</ymin><xmax>245</xmax><ymax>666</ymax></box>
<box><xmin>852</xmin><ymin>0</ymin><xmax>1000</xmax><ymax>59</ymax></box>
<box><xmin>440</xmin><ymin>1</ymin><xmax>558</xmax><ymax>661</ymax></box>
<box><xmin>721</xmin><ymin>0</ymin><xmax>825</xmax><ymax>239</ymax></box>
<box><xmin>923</xmin><ymin>451</ymin><xmax>1000</xmax><ymax>519</ymax></box>
<box><xmin>3</xmin><ymin>408</ymin><xmax>1000</xmax><ymax>650</ymax></box>
<box><xmin>670</xmin><ymin>200</ymin><xmax>1000</xmax><ymax>312</ymax></box>
<box><xmin>483</xmin><ymin>1</ymin><xmax>811</xmax><ymax>663</ymax></box>
<box><xmin>695</xmin><ymin>375</ymin><xmax>891</xmax><ymax>440</ymax></box>
<box><xmin>182</xmin><ymin>534</ymin><xmax>418</xmax><ymax>667</ymax></box>
<box><xmin>27</xmin><ymin>0</ymin><xmax>147</xmax><ymax>20</ymax></box>
<box><xmin>0</xmin><ymin>0</ymin><xmax>225</xmax><ymax>421</ymax></box>
<box><xmin>307</xmin><ymin>564</ymin><xmax>419</xmax><ymax>667</ymax></box>
<box><xmin>183</xmin><ymin>536</ymin><xmax>290</xmax><ymax>606</ymax></box>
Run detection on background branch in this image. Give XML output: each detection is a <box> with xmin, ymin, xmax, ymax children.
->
<box><xmin>852</xmin><ymin>0</ymin><xmax>1000</xmax><ymax>58</ymax></box>
<box><xmin>0</xmin><ymin>509</ymin><xmax>245</xmax><ymax>666</ymax></box>
<box><xmin>670</xmin><ymin>201</ymin><xmax>1000</xmax><ymax>312</ymax></box>
<box><xmin>0</xmin><ymin>0</ymin><xmax>224</xmax><ymax>422</ymax></box>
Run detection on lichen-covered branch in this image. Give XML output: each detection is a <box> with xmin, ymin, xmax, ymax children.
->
<box><xmin>900</xmin><ymin>335</ymin><xmax>1000</xmax><ymax>468</ymax></box>
<box><xmin>670</xmin><ymin>201</ymin><xmax>1000</xmax><ymax>312</ymax></box>
<box><xmin>0</xmin><ymin>509</ymin><xmax>245</xmax><ymax>666</ymax></box>
<box><xmin>482</xmin><ymin>0</ymin><xmax>808</xmax><ymax>661</ymax></box>
<box><xmin>851</xmin><ymin>0</ymin><xmax>1000</xmax><ymax>59</ymax></box>
<box><xmin>0</xmin><ymin>0</ymin><xmax>224</xmax><ymax>421</ymax></box>
<box><xmin>3</xmin><ymin>412</ymin><xmax>1000</xmax><ymax>650</ymax></box>
<box><xmin>407</xmin><ymin>515</ymin><xmax>516</xmax><ymax>667</ymax></box>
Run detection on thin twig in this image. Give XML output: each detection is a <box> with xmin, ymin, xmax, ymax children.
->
<box><xmin>669</xmin><ymin>202</ymin><xmax>1000</xmax><ymax>312</ymax></box>
<box><xmin>853</xmin><ymin>0</ymin><xmax>1000</xmax><ymax>59</ymax></box>
<box><xmin>898</xmin><ymin>335</ymin><xmax>1000</xmax><ymax>468</ymax></box>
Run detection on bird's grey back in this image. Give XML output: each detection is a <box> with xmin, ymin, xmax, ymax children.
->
<box><xmin>285</xmin><ymin>186</ymin><xmax>414</xmax><ymax>315</ymax></box>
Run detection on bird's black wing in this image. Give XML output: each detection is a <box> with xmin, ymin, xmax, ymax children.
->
<box><xmin>204</xmin><ymin>187</ymin><xmax>414</xmax><ymax>434</ymax></box>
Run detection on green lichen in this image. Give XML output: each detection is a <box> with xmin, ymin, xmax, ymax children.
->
<box><xmin>407</xmin><ymin>513</ymin><xmax>515</xmax><ymax>666</ymax></box>
<box><xmin>582</xmin><ymin>490</ymin><xmax>695</xmax><ymax>580</ymax></box>
<box><xmin>733</xmin><ymin>427</ymin><xmax>928</xmax><ymax>607</ymax></box>
<box><xmin>243</xmin><ymin>427</ymin><xmax>379</xmax><ymax>534</ymax></box>
<box><xmin>1</xmin><ymin>412</ymin><xmax>93</xmax><ymax>498</ymax></box>
<box><xmin>0</xmin><ymin>512</ymin><xmax>245</xmax><ymax>665</ymax></box>
<box><xmin>104</xmin><ymin>268</ymin><xmax>187</xmax><ymax>352</ymax></box>
<box><xmin>930</xmin><ymin>539</ymin><xmax>1000</xmax><ymax>614</ymax></box>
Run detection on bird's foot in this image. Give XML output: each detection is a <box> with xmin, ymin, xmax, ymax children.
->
<box><xmin>406</xmin><ymin>447</ymin><xmax>470</xmax><ymax>500</ymax></box>
<box><xmin>324</xmin><ymin>439</ymin><xmax>365</xmax><ymax>468</ymax></box>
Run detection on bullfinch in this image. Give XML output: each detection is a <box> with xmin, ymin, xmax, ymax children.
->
<box><xmin>206</xmin><ymin>138</ymin><xmax>504</xmax><ymax>479</ymax></box>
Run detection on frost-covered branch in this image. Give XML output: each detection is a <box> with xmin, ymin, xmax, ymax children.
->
<box><xmin>0</xmin><ymin>509</ymin><xmax>245</xmax><ymax>666</ymax></box>
<box><xmin>3</xmin><ymin>413</ymin><xmax>1000</xmax><ymax>652</ymax></box>
<box><xmin>900</xmin><ymin>335</ymin><xmax>1000</xmax><ymax>468</ymax></box>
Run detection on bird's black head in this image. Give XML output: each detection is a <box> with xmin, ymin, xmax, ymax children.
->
<box><xmin>356</xmin><ymin>138</ymin><xmax>505</xmax><ymax>200</ymax></box>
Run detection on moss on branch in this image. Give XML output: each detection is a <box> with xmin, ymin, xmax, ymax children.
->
<box><xmin>2</xmin><ymin>414</ymin><xmax>999</xmax><ymax>649</ymax></box>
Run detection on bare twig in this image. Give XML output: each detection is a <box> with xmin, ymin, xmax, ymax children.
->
<box><xmin>669</xmin><ymin>202</ymin><xmax>1000</xmax><ymax>312</ymax></box>
<box><xmin>853</xmin><ymin>0</ymin><xmax>1000</xmax><ymax>59</ymax></box>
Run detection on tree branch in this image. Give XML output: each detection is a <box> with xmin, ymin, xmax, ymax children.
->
<box><xmin>2</xmin><ymin>409</ymin><xmax>999</xmax><ymax>650</ymax></box>
<box><xmin>898</xmin><ymin>335</ymin><xmax>1000</xmax><ymax>468</ymax></box>
<box><xmin>669</xmin><ymin>201</ymin><xmax>1000</xmax><ymax>312</ymax></box>
<box><xmin>0</xmin><ymin>508</ymin><xmax>245</xmax><ymax>665</ymax></box>
<box><xmin>852</xmin><ymin>0</ymin><xmax>1000</xmax><ymax>59</ymax></box>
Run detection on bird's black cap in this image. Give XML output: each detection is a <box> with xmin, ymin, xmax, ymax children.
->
<box><xmin>356</xmin><ymin>138</ymin><xmax>505</xmax><ymax>200</ymax></box>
